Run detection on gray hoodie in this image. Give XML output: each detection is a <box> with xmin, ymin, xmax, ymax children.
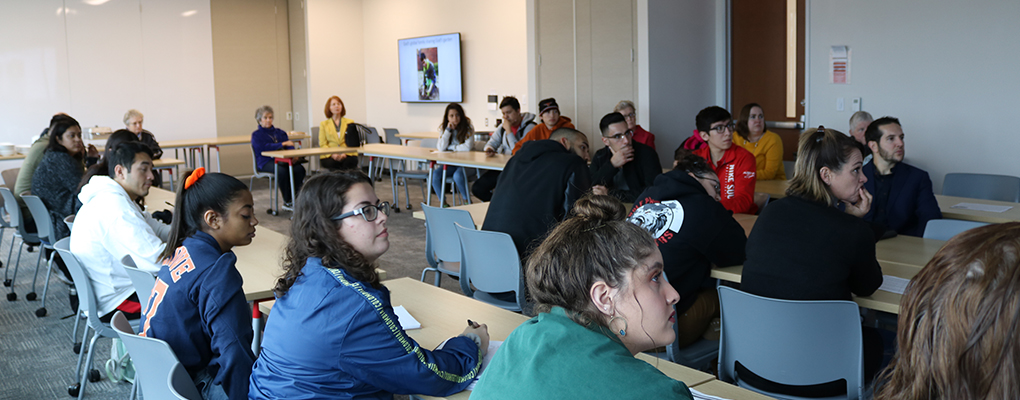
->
<box><xmin>484</xmin><ymin>112</ymin><xmax>537</xmax><ymax>155</ymax></box>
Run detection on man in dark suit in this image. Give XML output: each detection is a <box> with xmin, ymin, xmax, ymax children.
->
<box><xmin>862</xmin><ymin>117</ymin><xmax>941</xmax><ymax>236</ymax></box>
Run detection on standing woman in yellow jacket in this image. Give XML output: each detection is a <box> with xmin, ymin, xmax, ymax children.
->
<box><xmin>733</xmin><ymin>103</ymin><xmax>786</xmax><ymax>180</ymax></box>
<box><xmin>319</xmin><ymin>95</ymin><xmax>360</xmax><ymax>170</ymax></box>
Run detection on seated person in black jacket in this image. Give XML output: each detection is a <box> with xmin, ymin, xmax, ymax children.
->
<box><xmin>481</xmin><ymin>128</ymin><xmax>591</xmax><ymax>261</ymax></box>
<box><xmin>589</xmin><ymin>112</ymin><xmax>661</xmax><ymax>203</ymax></box>
<box><xmin>627</xmin><ymin>148</ymin><xmax>746</xmax><ymax>348</ymax></box>
<box><xmin>741</xmin><ymin>126</ymin><xmax>884</xmax><ymax>391</ymax></box>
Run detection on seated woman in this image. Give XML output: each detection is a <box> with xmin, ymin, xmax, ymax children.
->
<box><xmin>431</xmin><ymin>103</ymin><xmax>474</xmax><ymax>204</ymax></box>
<box><xmin>876</xmin><ymin>222</ymin><xmax>1020</xmax><ymax>400</ymax></box>
<box><xmin>32</xmin><ymin>115</ymin><xmax>86</xmax><ymax>241</ymax></box>
<box><xmin>740</xmin><ymin>126</ymin><xmax>884</xmax><ymax>386</ymax></box>
<box><xmin>140</xmin><ymin>169</ymin><xmax>257</xmax><ymax>400</ymax></box>
<box><xmin>251</xmin><ymin>105</ymin><xmax>306</xmax><ymax>208</ymax></box>
<box><xmin>249</xmin><ymin>171</ymin><xmax>488</xmax><ymax>399</ymax></box>
<box><xmin>615</xmin><ymin>100</ymin><xmax>656</xmax><ymax>149</ymax></box>
<box><xmin>627</xmin><ymin>148</ymin><xmax>746</xmax><ymax>348</ymax></box>
<box><xmin>733</xmin><ymin>103</ymin><xmax>786</xmax><ymax>180</ymax></box>
<box><xmin>471</xmin><ymin>195</ymin><xmax>693</xmax><ymax>399</ymax></box>
<box><xmin>319</xmin><ymin>95</ymin><xmax>360</xmax><ymax>170</ymax></box>
<box><xmin>124</xmin><ymin>109</ymin><xmax>164</xmax><ymax>186</ymax></box>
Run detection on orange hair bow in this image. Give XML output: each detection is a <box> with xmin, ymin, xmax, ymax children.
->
<box><xmin>184</xmin><ymin>167</ymin><xmax>206</xmax><ymax>190</ymax></box>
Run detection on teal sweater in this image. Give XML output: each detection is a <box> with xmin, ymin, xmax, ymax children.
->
<box><xmin>470</xmin><ymin>307</ymin><xmax>693</xmax><ymax>399</ymax></box>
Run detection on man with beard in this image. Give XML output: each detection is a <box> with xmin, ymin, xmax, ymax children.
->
<box><xmin>861</xmin><ymin>117</ymin><xmax>941</xmax><ymax>237</ymax></box>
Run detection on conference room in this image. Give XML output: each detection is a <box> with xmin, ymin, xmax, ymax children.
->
<box><xmin>2</xmin><ymin>1</ymin><xmax>1019</xmax><ymax>399</ymax></box>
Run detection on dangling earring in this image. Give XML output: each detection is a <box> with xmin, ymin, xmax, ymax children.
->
<box><xmin>609</xmin><ymin>316</ymin><xmax>628</xmax><ymax>337</ymax></box>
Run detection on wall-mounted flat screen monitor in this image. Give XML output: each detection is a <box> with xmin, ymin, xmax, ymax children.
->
<box><xmin>398</xmin><ymin>32</ymin><xmax>463</xmax><ymax>103</ymax></box>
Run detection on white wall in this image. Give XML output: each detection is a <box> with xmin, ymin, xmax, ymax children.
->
<box><xmin>0</xmin><ymin>0</ymin><xmax>217</xmax><ymax>146</ymax></box>
<box><xmin>807</xmin><ymin>1</ymin><xmax>1020</xmax><ymax>191</ymax></box>
<box><xmin>304</xmin><ymin>0</ymin><xmax>366</xmax><ymax>131</ymax></box>
<box><xmin>646</xmin><ymin>0</ymin><xmax>723</xmax><ymax>166</ymax></box>
<box><xmin>361</xmin><ymin>0</ymin><xmax>529</xmax><ymax>135</ymax></box>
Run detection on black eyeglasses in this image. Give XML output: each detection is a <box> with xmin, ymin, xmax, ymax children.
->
<box><xmin>332</xmin><ymin>202</ymin><xmax>391</xmax><ymax>222</ymax></box>
<box><xmin>603</xmin><ymin>130</ymin><xmax>634</xmax><ymax>140</ymax></box>
<box><xmin>709</xmin><ymin>122</ymin><xmax>735</xmax><ymax>133</ymax></box>
<box><xmin>696</xmin><ymin>175</ymin><xmax>721</xmax><ymax>196</ymax></box>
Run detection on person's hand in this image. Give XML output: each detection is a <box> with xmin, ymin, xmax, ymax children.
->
<box><xmin>609</xmin><ymin>146</ymin><xmax>634</xmax><ymax>168</ymax></box>
<box><xmin>462</xmin><ymin>321</ymin><xmax>490</xmax><ymax>356</ymax></box>
<box><xmin>331</xmin><ymin>153</ymin><xmax>347</xmax><ymax>161</ymax></box>
<box><xmin>484</xmin><ymin>147</ymin><xmax>496</xmax><ymax>157</ymax></box>
<box><xmin>592</xmin><ymin>185</ymin><xmax>609</xmax><ymax>196</ymax></box>
<box><xmin>845</xmin><ymin>187</ymin><xmax>873</xmax><ymax>218</ymax></box>
<box><xmin>86</xmin><ymin>144</ymin><xmax>99</xmax><ymax>158</ymax></box>
<box><xmin>282</xmin><ymin>140</ymin><xmax>295</xmax><ymax>147</ymax></box>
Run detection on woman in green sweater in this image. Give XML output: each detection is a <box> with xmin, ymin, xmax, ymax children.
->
<box><xmin>471</xmin><ymin>195</ymin><xmax>693</xmax><ymax>399</ymax></box>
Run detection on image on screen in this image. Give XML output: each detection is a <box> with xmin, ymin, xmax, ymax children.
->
<box><xmin>399</xmin><ymin>33</ymin><xmax>462</xmax><ymax>103</ymax></box>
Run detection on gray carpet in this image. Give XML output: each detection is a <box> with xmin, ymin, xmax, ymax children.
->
<box><xmin>0</xmin><ymin>166</ymin><xmax>474</xmax><ymax>399</ymax></box>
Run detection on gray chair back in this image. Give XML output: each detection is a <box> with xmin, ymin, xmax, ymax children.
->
<box><xmin>419</xmin><ymin>203</ymin><xmax>474</xmax><ymax>286</ymax></box>
<box><xmin>22</xmin><ymin>194</ymin><xmax>53</xmax><ymax>245</ymax></box>
<box><xmin>168</xmin><ymin>363</ymin><xmax>202</xmax><ymax>400</ymax></box>
<box><xmin>942</xmin><ymin>173</ymin><xmax>1020</xmax><ymax>202</ymax></box>
<box><xmin>718</xmin><ymin>286</ymin><xmax>864</xmax><ymax>399</ymax></box>
<box><xmin>454</xmin><ymin>223</ymin><xmax>526</xmax><ymax>312</ymax></box>
<box><xmin>120</xmin><ymin>255</ymin><xmax>156</xmax><ymax>301</ymax></box>
<box><xmin>1</xmin><ymin>168</ymin><xmax>19</xmax><ymax>192</ymax></box>
<box><xmin>383</xmin><ymin>128</ymin><xmax>400</xmax><ymax>145</ymax></box>
<box><xmin>112</xmin><ymin>311</ymin><xmax>197</xmax><ymax>400</ymax></box>
<box><xmin>922</xmin><ymin>219</ymin><xmax>990</xmax><ymax>241</ymax></box>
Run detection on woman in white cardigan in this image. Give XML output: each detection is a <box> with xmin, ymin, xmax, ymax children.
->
<box><xmin>431</xmin><ymin>103</ymin><xmax>474</xmax><ymax>204</ymax></box>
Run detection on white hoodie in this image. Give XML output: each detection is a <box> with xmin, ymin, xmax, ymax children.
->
<box><xmin>71</xmin><ymin>175</ymin><xmax>169</xmax><ymax>316</ymax></box>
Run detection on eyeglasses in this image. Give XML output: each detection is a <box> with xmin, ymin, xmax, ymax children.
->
<box><xmin>709</xmin><ymin>122</ymin><xmax>735</xmax><ymax>134</ymax></box>
<box><xmin>622</xmin><ymin>112</ymin><xmax>636</xmax><ymax>119</ymax></box>
<box><xmin>332</xmin><ymin>202</ymin><xmax>391</xmax><ymax>222</ymax></box>
<box><xmin>603</xmin><ymin>130</ymin><xmax>634</xmax><ymax>140</ymax></box>
<box><xmin>696</xmin><ymin>176</ymin><xmax>721</xmax><ymax>196</ymax></box>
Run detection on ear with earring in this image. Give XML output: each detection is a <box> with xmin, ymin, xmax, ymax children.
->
<box><xmin>608</xmin><ymin>315</ymin><xmax>628</xmax><ymax>337</ymax></box>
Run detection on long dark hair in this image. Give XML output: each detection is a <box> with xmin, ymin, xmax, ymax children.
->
<box><xmin>77</xmin><ymin>130</ymin><xmax>140</xmax><ymax>194</ymax></box>
<box><xmin>275</xmin><ymin>171</ymin><xmax>381</xmax><ymax>297</ymax></box>
<box><xmin>45</xmin><ymin>115</ymin><xmax>83</xmax><ymax>161</ymax></box>
<box><xmin>159</xmin><ymin>170</ymin><xmax>249</xmax><ymax>261</ymax></box>
<box><xmin>439</xmin><ymin>103</ymin><xmax>472</xmax><ymax>144</ymax></box>
<box><xmin>735</xmin><ymin>102</ymin><xmax>762</xmax><ymax>141</ymax></box>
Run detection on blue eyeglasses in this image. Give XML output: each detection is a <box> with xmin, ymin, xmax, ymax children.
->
<box><xmin>332</xmin><ymin>202</ymin><xmax>391</xmax><ymax>222</ymax></box>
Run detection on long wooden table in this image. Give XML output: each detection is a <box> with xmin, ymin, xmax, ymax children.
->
<box><xmin>261</xmin><ymin>145</ymin><xmax>359</xmax><ymax>214</ymax></box>
<box><xmin>395</xmin><ymin>131</ymin><xmax>441</xmax><ymax>140</ymax></box>
<box><xmin>161</xmin><ymin>132</ymin><xmax>308</xmax><ymax>172</ymax></box>
<box><xmin>259</xmin><ymin>277</ymin><xmax>715</xmax><ymax>399</ymax></box>
<box><xmin>756</xmin><ymin>179</ymin><xmax>1019</xmax><ymax>224</ymax></box>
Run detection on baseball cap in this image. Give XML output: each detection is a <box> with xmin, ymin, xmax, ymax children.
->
<box><xmin>539</xmin><ymin>98</ymin><xmax>559</xmax><ymax>115</ymax></box>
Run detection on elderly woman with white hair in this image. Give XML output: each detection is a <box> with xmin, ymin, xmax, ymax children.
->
<box><xmin>614</xmin><ymin>100</ymin><xmax>656</xmax><ymax>150</ymax></box>
<box><xmin>124</xmin><ymin>109</ymin><xmax>164</xmax><ymax>186</ymax></box>
<box><xmin>251</xmin><ymin>105</ymin><xmax>305</xmax><ymax>208</ymax></box>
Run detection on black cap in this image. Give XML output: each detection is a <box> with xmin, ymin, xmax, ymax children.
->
<box><xmin>538</xmin><ymin>98</ymin><xmax>559</xmax><ymax>115</ymax></box>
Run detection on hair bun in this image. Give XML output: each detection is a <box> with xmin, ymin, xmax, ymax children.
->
<box><xmin>571</xmin><ymin>195</ymin><xmax>626</xmax><ymax>222</ymax></box>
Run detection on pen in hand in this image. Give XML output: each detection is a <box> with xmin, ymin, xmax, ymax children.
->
<box><xmin>165</xmin><ymin>201</ymin><xmax>174</xmax><ymax>207</ymax></box>
<box><xmin>467</xmin><ymin>319</ymin><xmax>480</xmax><ymax>329</ymax></box>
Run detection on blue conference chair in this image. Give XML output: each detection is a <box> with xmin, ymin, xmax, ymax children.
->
<box><xmin>420</xmin><ymin>203</ymin><xmax>474</xmax><ymax>287</ymax></box>
<box><xmin>718</xmin><ymin>286</ymin><xmax>864</xmax><ymax>400</ymax></box>
<box><xmin>922</xmin><ymin>219</ymin><xmax>989</xmax><ymax>241</ymax></box>
<box><xmin>454</xmin><ymin>223</ymin><xmax>527</xmax><ymax>312</ymax></box>
<box><xmin>942</xmin><ymin>173</ymin><xmax>1020</xmax><ymax>202</ymax></box>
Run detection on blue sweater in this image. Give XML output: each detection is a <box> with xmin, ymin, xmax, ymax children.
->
<box><xmin>249</xmin><ymin>259</ymin><xmax>481</xmax><ymax>399</ymax></box>
<box><xmin>140</xmin><ymin>231</ymin><xmax>255</xmax><ymax>399</ymax></box>
<box><xmin>251</xmin><ymin>125</ymin><xmax>293</xmax><ymax>170</ymax></box>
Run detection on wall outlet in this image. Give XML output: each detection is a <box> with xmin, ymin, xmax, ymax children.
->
<box><xmin>851</xmin><ymin>98</ymin><xmax>862</xmax><ymax>112</ymax></box>
<box><xmin>836</xmin><ymin>98</ymin><xmax>845</xmax><ymax>111</ymax></box>
<box><xmin>485</xmin><ymin>118</ymin><xmax>489</xmax><ymax>127</ymax></box>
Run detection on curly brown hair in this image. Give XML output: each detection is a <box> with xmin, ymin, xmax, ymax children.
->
<box><xmin>274</xmin><ymin>171</ymin><xmax>381</xmax><ymax>297</ymax></box>
<box><xmin>526</xmin><ymin>195</ymin><xmax>657</xmax><ymax>329</ymax></box>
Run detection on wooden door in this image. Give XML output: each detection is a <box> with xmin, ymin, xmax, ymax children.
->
<box><xmin>731</xmin><ymin>0</ymin><xmax>805</xmax><ymax>160</ymax></box>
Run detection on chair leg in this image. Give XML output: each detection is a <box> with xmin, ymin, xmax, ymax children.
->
<box><xmin>71</xmin><ymin>326</ymin><xmax>92</xmax><ymax>391</ymax></box>
<box><xmin>77</xmin><ymin>330</ymin><xmax>103</xmax><ymax>400</ymax></box>
<box><xmin>71</xmin><ymin>311</ymin><xmax>84</xmax><ymax>352</ymax></box>
<box><xmin>434</xmin><ymin>268</ymin><xmax>442</xmax><ymax>287</ymax></box>
<box><xmin>402</xmin><ymin>177</ymin><xmax>412</xmax><ymax>210</ymax></box>
<box><xmin>4</xmin><ymin>235</ymin><xmax>16</xmax><ymax>281</ymax></box>
<box><xmin>36</xmin><ymin>250</ymin><xmax>56</xmax><ymax>317</ymax></box>
<box><xmin>7</xmin><ymin>243</ymin><xmax>25</xmax><ymax>300</ymax></box>
<box><xmin>27</xmin><ymin>248</ymin><xmax>43</xmax><ymax>299</ymax></box>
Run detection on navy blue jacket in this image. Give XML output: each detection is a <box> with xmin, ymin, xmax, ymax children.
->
<box><xmin>251</xmin><ymin>126</ymin><xmax>294</xmax><ymax>170</ymax></box>
<box><xmin>248</xmin><ymin>259</ymin><xmax>481</xmax><ymax>399</ymax></box>
<box><xmin>862</xmin><ymin>161</ymin><xmax>942</xmax><ymax>237</ymax></box>
<box><xmin>140</xmin><ymin>231</ymin><xmax>255</xmax><ymax>399</ymax></box>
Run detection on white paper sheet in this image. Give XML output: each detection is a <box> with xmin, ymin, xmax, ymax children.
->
<box><xmin>878</xmin><ymin>275</ymin><xmax>911</xmax><ymax>295</ymax></box>
<box><xmin>691</xmin><ymin>388</ymin><xmax>733</xmax><ymax>400</ymax></box>
<box><xmin>466</xmin><ymin>340</ymin><xmax>504</xmax><ymax>390</ymax></box>
<box><xmin>393</xmin><ymin>305</ymin><xmax>421</xmax><ymax>330</ymax></box>
<box><xmin>950</xmin><ymin>202</ymin><xmax>1013</xmax><ymax>213</ymax></box>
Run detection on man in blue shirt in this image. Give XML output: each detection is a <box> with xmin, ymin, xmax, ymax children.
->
<box><xmin>862</xmin><ymin>117</ymin><xmax>941</xmax><ymax>236</ymax></box>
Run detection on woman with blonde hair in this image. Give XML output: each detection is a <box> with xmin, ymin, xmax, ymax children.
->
<box><xmin>319</xmin><ymin>95</ymin><xmax>359</xmax><ymax>170</ymax></box>
<box><xmin>876</xmin><ymin>222</ymin><xmax>1020</xmax><ymax>400</ymax></box>
<box><xmin>471</xmin><ymin>195</ymin><xmax>693</xmax><ymax>399</ymax></box>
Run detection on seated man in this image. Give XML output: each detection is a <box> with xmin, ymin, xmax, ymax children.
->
<box><xmin>472</xmin><ymin>96</ymin><xmax>538</xmax><ymax>201</ymax></box>
<box><xmin>71</xmin><ymin>142</ymin><xmax>169</xmax><ymax>321</ymax></box>
<box><xmin>862</xmin><ymin>117</ymin><xmax>941</xmax><ymax>236</ymax></box>
<box><xmin>849</xmin><ymin>110</ymin><xmax>874</xmax><ymax>164</ymax></box>
<box><xmin>482</xmin><ymin>128</ymin><xmax>591</xmax><ymax>260</ymax></box>
<box><xmin>692</xmin><ymin>106</ymin><xmax>758</xmax><ymax>214</ymax></box>
<box><xmin>589</xmin><ymin>112</ymin><xmax>661</xmax><ymax>203</ymax></box>
<box><xmin>628</xmin><ymin>148</ymin><xmax>746</xmax><ymax>348</ymax></box>
<box><xmin>511</xmin><ymin>98</ymin><xmax>575</xmax><ymax>155</ymax></box>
